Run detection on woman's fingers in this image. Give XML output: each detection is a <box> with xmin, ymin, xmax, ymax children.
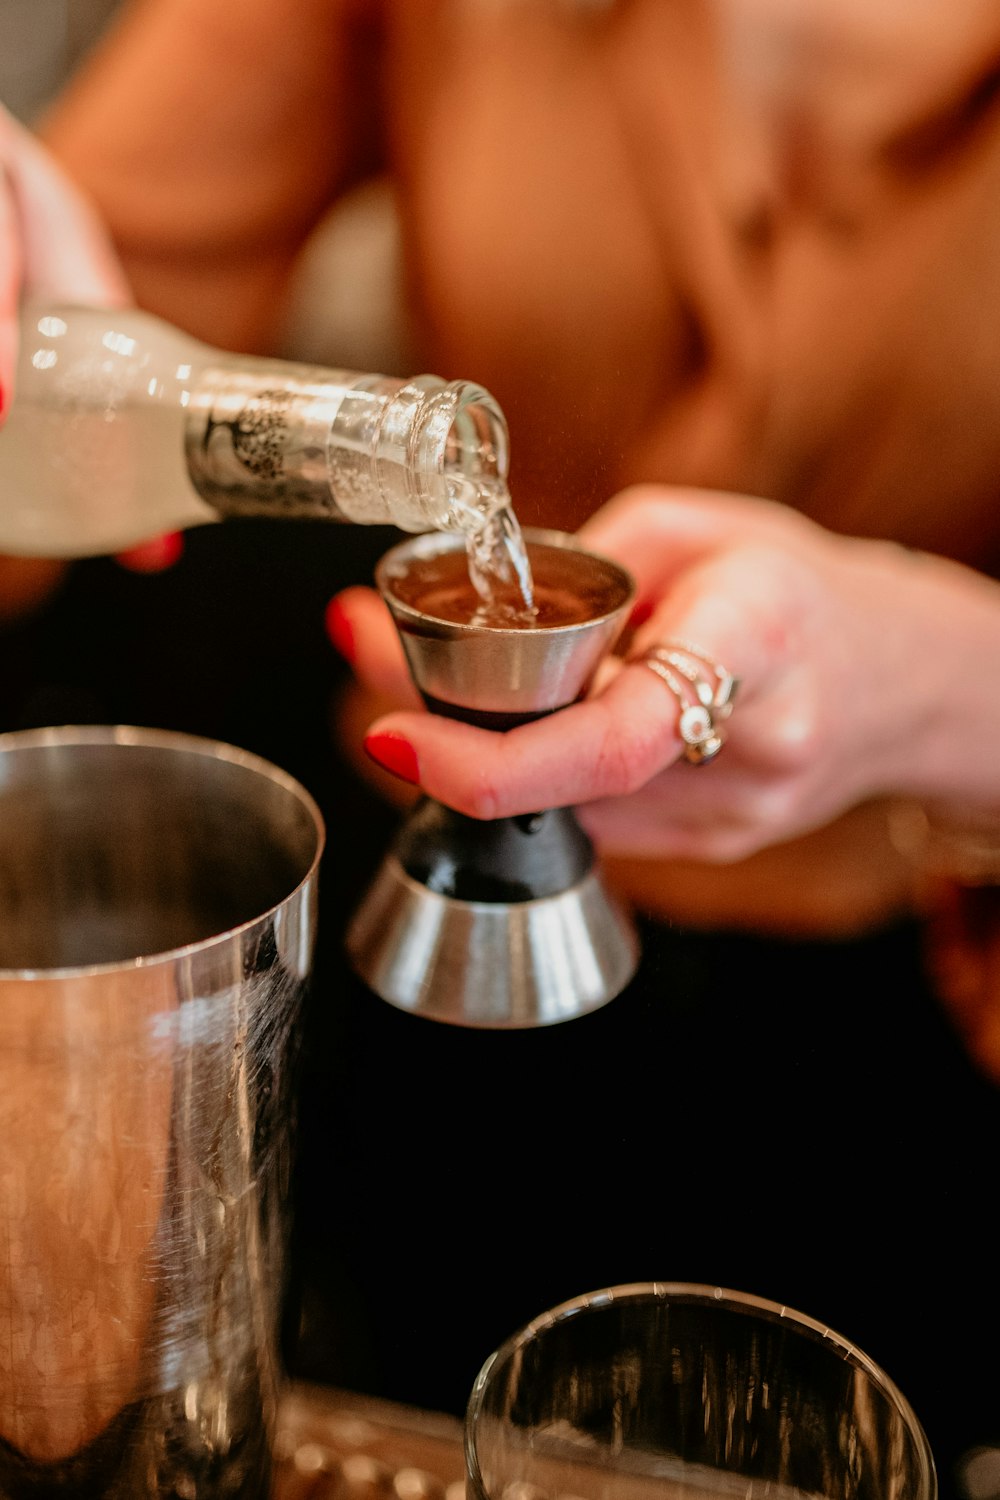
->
<box><xmin>361</xmin><ymin>648</ymin><xmax>724</xmax><ymax>820</ymax></box>
<box><xmin>361</xmin><ymin>665</ymin><xmax>672</xmax><ymax>818</ymax></box>
<box><xmin>4</xmin><ymin>115</ymin><xmax>130</xmax><ymax>307</ymax></box>
<box><xmin>357</xmin><ymin>535</ymin><xmax>830</xmax><ymax>844</ymax></box>
<box><xmin>326</xmin><ymin>585</ymin><xmax>422</xmax><ymax>707</ymax></box>
<box><xmin>1</xmin><ymin>106</ymin><xmax>129</xmax><ymax>419</ymax></box>
<box><xmin>331</xmin><ymin>493</ymin><xmax>866</xmax><ymax>861</ymax></box>
<box><xmin>579</xmin><ymin>484</ymin><xmax>809</xmax><ymax>605</ymax></box>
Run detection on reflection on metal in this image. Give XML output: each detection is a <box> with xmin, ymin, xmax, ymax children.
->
<box><xmin>0</xmin><ymin>725</ymin><xmax>324</xmax><ymax>1497</ymax></box>
<box><xmin>351</xmin><ymin>529</ymin><xmax>639</xmax><ymax>1029</ymax></box>
<box><xmin>348</xmin><ymin>855</ymin><xmax>638</xmax><ymax>1029</ymax></box>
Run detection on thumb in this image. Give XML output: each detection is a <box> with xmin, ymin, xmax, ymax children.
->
<box><xmin>1</xmin><ymin>106</ymin><xmax>130</xmax><ymax>421</ymax></box>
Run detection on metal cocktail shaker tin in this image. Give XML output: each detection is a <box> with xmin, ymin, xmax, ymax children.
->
<box><xmin>0</xmin><ymin>726</ymin><xmax>323</xmax><ymax>1499</ymax></box>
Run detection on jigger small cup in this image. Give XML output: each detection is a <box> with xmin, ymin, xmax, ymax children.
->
<box><xmin>348</xmin><ymin>529</ymin><xmax>639</xmax><ymax>1029</ymax></box>
<box><xmin>375</xmin><ymin>526</ymin><xmax>635</xmax><ymax>723</ymax></box>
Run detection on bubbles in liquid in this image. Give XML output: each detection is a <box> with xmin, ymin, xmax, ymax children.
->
<box><xmin>446</xmin><ymin>474</ymin><xmax>536</xmax><ymax>625</ymax></box>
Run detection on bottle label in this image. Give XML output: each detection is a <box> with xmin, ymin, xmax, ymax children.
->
<box><xmin>185</xmin><ymin>368</ymin><xmax>353</xmax><ymax>522</ymax></box>
<box><xmin>221</xmin><ymin>388</ymin><xmax>291</xmax><ymax>480</ymax></box>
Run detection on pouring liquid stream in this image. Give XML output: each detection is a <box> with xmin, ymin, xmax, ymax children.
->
<box><xmin>449</xmin><ymin>475</ymin><xmax>537</xmax><ymax>626</ymax></box>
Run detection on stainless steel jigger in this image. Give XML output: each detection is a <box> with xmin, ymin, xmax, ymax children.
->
<box><xmin>346</xmin><ymin>529</ymin><xmax>640</xmax><ymax>1028</ymax></box>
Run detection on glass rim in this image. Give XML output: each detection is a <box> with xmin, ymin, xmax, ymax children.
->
<box><xmin>375</xmin><ymin>526</ymin><xmax>636</xmax><ymax>639</ymax></box>
<box><xmin>0</xmin><ymin>723</ymin><xmax>326</xmax><ymax>981</ymax></box>
<box><xmin>464</xmin><ymin>1280</ymin><xmax>936</xmax><ymax>1500</ymax></box>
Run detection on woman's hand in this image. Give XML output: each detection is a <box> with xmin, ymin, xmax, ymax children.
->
<box><xmin>1</xmin><ymin>104</ymin><xmax>129</xmax><ymax>421</ymax></box>
<box><xmin>1</xmin><ymin>107</ymin><xmax>179</xmax><ymax>604</ymax></box>
<box><xmin>328</xmin><ymin>486</ymin><xmax>1000</xmax><ymax>866</ymax></box>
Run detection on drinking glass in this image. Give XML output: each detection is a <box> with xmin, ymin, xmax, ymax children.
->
<box><xmin>466</xmin><ymin>1282</ymin><xmax>936</xmax><ymax>1500</ymax></box>
<box><xmin>0</xmin><ymin>726</ymin><xmax>324</xmax><ymax>1498</ymax></box>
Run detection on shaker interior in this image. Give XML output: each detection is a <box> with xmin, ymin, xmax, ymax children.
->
<box><xmin>0</xmin><ymin>735</ymin><xmax>320</xmax><ymax>971</ymax></box>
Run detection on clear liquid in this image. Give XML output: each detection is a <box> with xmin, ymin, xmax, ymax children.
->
<box><xmin>2</xmin><ymin>306</ymin><xmax>520</xmax><ymax>565</ymax></box>
<box><xmin>447</xmin><ymin>475</ymin><xmax>537</xmax><ymax>626</ymax></box>
<box><xmin>1</xmin><ymin>310</ymin><xmax>216</xmax><ymax>556</ymax></box>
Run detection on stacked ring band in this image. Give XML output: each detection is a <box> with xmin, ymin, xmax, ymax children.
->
<box><xmin>639</xmin><ymin>641</ymin><xmax>739</xmax><ymax>766</ymax></box>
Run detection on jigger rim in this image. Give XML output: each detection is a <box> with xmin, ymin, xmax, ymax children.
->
<box><xmin>376</xmin><ymin>526</ymin><xmax>635</xmax><ymax>637</ymax></box>
<box><xmin>465</xmin><ymin>1281</ymin><xmax>937</xmax><ymax>1500</ymax></box>
<box><xmin>0</xmin><ymin>723</ymin><xmax>325</xmax><ymax>981</ymax></box>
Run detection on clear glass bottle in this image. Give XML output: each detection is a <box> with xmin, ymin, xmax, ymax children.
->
<box><xmin>0</xmin><ymin>305</ymin><xmax>509</xmax><ymax>558</ymax></box>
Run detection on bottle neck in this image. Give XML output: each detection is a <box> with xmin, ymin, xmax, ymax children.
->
<box><xmin>184</xmin><ymin>363</ymin><xmax>509</xmax><ymax>534</ymax></box>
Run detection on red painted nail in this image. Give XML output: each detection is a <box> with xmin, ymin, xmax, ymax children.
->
<box><xmin>364</xmin><ymin>731</ymin><xmax>420</xmax><ymax>785</ymax></box>
<box><xmin>324</xmin><ymin>595</ymin><xmax>355</xmax><ymax>661</ymax></box>
<box><xmin>116</xmin><ymin>532</ymin><xmax>184</xmax><ymax>573</ymax></box>
<box><xmin>628</xmin><ymin>598</ymin><xmax>654</xmax><ymax>629</ymax></box>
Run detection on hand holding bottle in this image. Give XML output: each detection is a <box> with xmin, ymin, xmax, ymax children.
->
<box><xmin>1</xmin><ymin>105</ymin><xmax>129</xmax><ymax>423</ymax></box>
<box><xmin>0</xmin><ymin>107</ymin><xmax>136</xmax><ymax>613</ymax></box>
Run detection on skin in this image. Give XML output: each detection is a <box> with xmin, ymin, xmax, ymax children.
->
<box><xmin>0</xmin><ymin>17</ymin><xmax>996</xmax><ymax>1489</ymax></box>
<box><xmin>6</xmin><ymin>2</ymin><xmax>1000</xmax><ymax>1077</ymax></box>
<box><xmin>332</xmin><ymin>484</ymin><xmax>1000</xmax><ymax>1084</ymax></box>
<box><xmin>334</xmin><ymin>487</ymin><xmax>1000</xmax><ymax>855</ymax></box>
<box><xmin>0</xmin><ymin>105</ymin><xmax>129</xmax><ymax>615</ymax></box>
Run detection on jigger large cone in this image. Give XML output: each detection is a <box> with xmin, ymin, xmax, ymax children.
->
<box><xmin>346</xmin><ymin>529</ymin><xmax>640</xmax><ymax>1028</ymax></box>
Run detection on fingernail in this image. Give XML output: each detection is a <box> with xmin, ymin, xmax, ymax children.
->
<box><xmin>117</xmin><ymin>532</ymin><xmax>184</xmax><ymax>573</ymax></box>
<box><xmin>628</xmin><ymin>598</ymin><xmax>654</xmax><ymax>629</ymax></box>
<box><xmin>364</xmin><ymin>731</ymin><xmax>420</xmax><ymax>786</ymax></box>
<box><xmin>324</xmin><ymin>596</ymin><xmax>355</xmax><ymax>661</ymax></box>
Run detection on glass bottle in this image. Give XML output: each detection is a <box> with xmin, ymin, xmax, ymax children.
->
<box><xmin>0</xmin><ymin>305</ymin><xmax>509</xmax><ymax>558</ymax></box>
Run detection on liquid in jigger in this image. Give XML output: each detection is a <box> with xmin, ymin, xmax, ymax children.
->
<box><xmin>447</xmin><ymin>475</ymin><xmax>536</xmax><ymax>624</ymax></box>
<box><xmin>388</xmin><ymin>538</ymin><xmax>626</xmax><ymax>629</ymax></box>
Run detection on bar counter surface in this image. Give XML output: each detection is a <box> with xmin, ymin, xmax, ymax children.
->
<box><xmin>272</xmin><ymin>1384</ymin><xmax>465</xmax><ymax>1500</ymax></box>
